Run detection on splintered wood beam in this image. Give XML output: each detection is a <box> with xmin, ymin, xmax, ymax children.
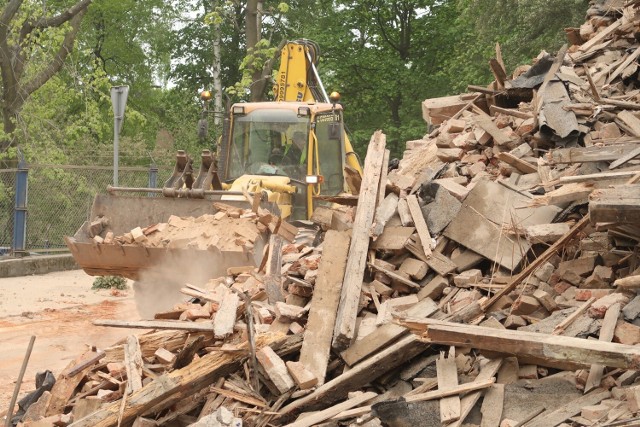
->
<box><xmin>437</xmin><ymin>347</ymin><xmax>461</xmax><ymax>423</ymax></box>
<box><xmin>489</xmin><ymin>58</ymin><xmax>507</xmax><ymax>88</ymax></box>
<box><xmin>402</xmin><ymin>319</ymin><xmax>640</xmax><ymax>370</ymax></box>
<box><xmin>584</xmin><ymin>303</ymin><xmax>621</xmax><ymax>393</ymax></box>
<box><xmin>406</xmin><ymin>195</ymin><xmax>432</xmax><ymax>257</ymax></box>
<box><xmin>609</xmin><ymin>145</ymin><xmax>640</xmax><ymax>169</ymax></box>
<box><xmin>124</xmin><ymin>335</ymin><xmax>143</xmax><ymax>392</ymax></box>
<box><xmin>575</xmin><ymin>20</ymin><xmax>621</xmax><ymax>54</ymax></box>
<box><xmin>265</xmin><ymin>234</ymin><xmax>285</xmax><ymax>304</ymax></box>
<box><xmin>497</xmin><ymin>152</ymin><xmax>538</xmax><ymax>174</ymax></box>
<box><xmin>299</xmin><ymin>230</ymin><xmax>350</xmax><ymax>386</ymax></box>
<box><xmin>340</xmin><ymin>298</ymin><xmax>438</xmax><ymax>367</ymax></box>
<box><xmin>69</xmin><ymin>334</ymin><xmax>288</xmax><ymax>427</ymax></box>
<box><xmin>284</xmin><ymin>391</ymin><xmax>377</xmax><ymax>427</ymax></box>
<box><xmin>549</xmin><ymin>143</ymin><xmax>640</xmax><ymax>164</ymax></box>
<box><xmin>93</xmin><ymin>319</ymin><xmax>214</xmax><ymax>332</ymax></box>
<box><xmin>333</xmin><ymin>131</ymin><xmax>386</xmax><ymax>352</ymax></box>
<box><xmin>449</xmin><ymin>358</ymin><xmax>503</xmax><ymax>427</ymax></box>
<box><xmin>480</xmin><ymin>384</ymin><xmax>504</xmax><ymax>427</ymax></box>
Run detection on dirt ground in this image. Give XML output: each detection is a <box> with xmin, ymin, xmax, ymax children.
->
<box><xmin>0</xmin><ymin>269</ymin><xmax>143</xmax><ymax>414</ymax></box>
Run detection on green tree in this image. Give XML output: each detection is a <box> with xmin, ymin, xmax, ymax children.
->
<box><xmin>0</xmin><ymin>0</ymin><xmax>92</xmax><ymax>153</ymax></box>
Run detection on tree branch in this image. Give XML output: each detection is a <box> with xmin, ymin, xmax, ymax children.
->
<box><xmin>0</xmin><ymin>0</ymin><xmax>23</xmax><ymax>103</ymax></box>
<box><xmin>20</xmin><ymin>9</ymin><xmax>87</xmax><ymax>100</ymax></box>
<box><xmin>0</xmin><ymin>0</ymin><xmax>24</xmax><ymax>29</ymax></box>
<box><xmin>33</xmin><ymin>0</ymin><xmax>92</xmax><ymax>30</ymax></box>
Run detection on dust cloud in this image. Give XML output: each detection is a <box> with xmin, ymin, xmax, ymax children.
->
<box><xmin>133</xmin><ymin>240</ymin><xmax>265</xmax><ymax>319</ymax></box>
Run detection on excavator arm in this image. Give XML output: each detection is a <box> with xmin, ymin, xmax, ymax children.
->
<box><xmin>274</xmin><ymin>40</ymin><xmax>362</xmax><ymax>175</ymax></box>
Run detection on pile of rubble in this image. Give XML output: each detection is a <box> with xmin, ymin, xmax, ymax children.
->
<box><xmin>8</xmin><ymin>1</ymin><xmax>640</xmax><ymax>426</ymax></box>
<box><xmin>86</xmin><ymin>206</ymin><xmax>271</xmax><ymax>252</ymax></box>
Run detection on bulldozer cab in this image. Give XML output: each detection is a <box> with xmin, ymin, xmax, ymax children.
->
<box><xmin>220</xmin><ymin>102</ymin><xmax>347</xmax><ymax>220</ymax></box>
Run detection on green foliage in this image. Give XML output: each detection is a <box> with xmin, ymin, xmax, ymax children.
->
<box><xmin>3</xmin><ymin>0</ymin><xmax>592</xmax><ymax>175</ymax></box>
<box><xmin>433</xmin><ymin>0</ymin><xmax>589</xmax><ymax>93</ymax></box>
<box><xmin>92</xmin><ymin>275</ymin><xmax>128</xmax><ymax>290</ymax></box>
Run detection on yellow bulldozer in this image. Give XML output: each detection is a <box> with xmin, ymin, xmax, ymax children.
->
<box><xmin>65</xmin><ymin>39</ymin><xmax>362</xmax><ymax>289</ymax></box>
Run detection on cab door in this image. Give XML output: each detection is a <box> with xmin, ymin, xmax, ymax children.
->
<box><xmin>307</xmin><ymin>112</ymin><xmax>346</xmax><ymax>214</ymax></box>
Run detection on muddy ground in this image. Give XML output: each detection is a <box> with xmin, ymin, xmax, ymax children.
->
<box><xmin>0</xmin><ymin>270</ymin><xmax>142</xmax><ymax>415</ymax></box>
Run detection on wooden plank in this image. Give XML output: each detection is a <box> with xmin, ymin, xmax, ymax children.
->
<box><xmin>590</xmin><ymin>185</ymin><xmax>640</xmax><ymax>223</ymax></box>
<box><xmin>483</xmin><ymin>215</ymin><xmax>590</xmax><ymax>312</ymax></box>
<box><xmin>610</xmin><ymin>145</ymin><xmax>640</xmax><ymax>169</ymax></box>
<box><xmin>553</xmin><ymin>297</ymin><xmax>596</xmax><ymax>335</ymax></box>
<box><xmin>449</xmin><ymin>358</ymin><xmax>503</xmax><ymax>427</ymax></box>
<box><xmin>489</xmin><ymin>58</ymin><xmax>507</xmax><ymax>88</ymax></box>
<box><xmin>402</xmin><ymin>319</ymin><xmax>640</xmax><ymax>370</ymax></box>
<box><xmin>497</xmin><ymin>152</ymin><xmax>538</xmax><ymax>174</ymax></box>
<box><xmin>480</xmin><ymin>384</ymin><xmax>504</xmax><ymax>427</ymax></box>
<box><xmin>284</xmin><ymin>391</ymin><xmax>377</xmax><ymax>427</ymax></box>
<box><xmin>529</xmin><ymin>182</ymin><xmax>594</xmax><ymax>206</ymax></box>
<box><xmin>437</xmin><ymin>347</ymin><xmax>461</xmax><ymax>423</ymax></box>
<box><xmin>397</xmin><ymin>198</ymin><xmax>414</xmax><ymax>226</ymax></box>
<box><xmin>489</xmin><ymin>105</ymin><xmax>534</xmax><ymax>120</ymax></box>
<box><xmin>124</xmin><ymin>335</ymin><xmax>143</xmax><ymax>392</ymax></box>
<box><xmin>618</xmin><ymin>110</ymin><xmax>640</xmax><ymax>137</ymax></box>
<box><xmin>615</xmin><ymin>275</ymin><xmax>640</xmax><ymax>289</ymax></box>
<box><xmin>368</xmin><ymin>261</ymin><xmax>420</xmax><ymax>289</ymax></box>
<box><xmin>560</xmin><ymin>170</ymin><xmax>640</xmax><ymax>184</ymax></box>
<box><xmin>526</xmin><ymin>390</ymin><xmax>611</xmax><ymax>427</ymax></box>
<box><xmin>406</xmin><ymin>195</ymin><xmax>432</xmax><ymax>257</ymax></box>
<box><xmin>370</xmin><ymin>193</ymin><xmax>399</xmax><ymax>239</ymax></box>
<box><xmin>406</xmin><ymin>237</ymin><xmax>458</xmax><ymax>276</ymax></box>
<box><xmin>93</xmin><ymin>319</ymin><xmax>214</xmax><ymax>332</ymax></box>
<box><xmin>585</xmin><ymin>303</ymin><xmax>621</xmax><ymax>393</ymax></box>
<box><xmin>333</xmin><ymin>379</ymin><xmax>496</xmax><ymax>420</ymax></box>
<box><xmin>46</xmin><ymin>351</ymin><xmax>102</xmax><ymax>416</ymax></box>
<box><xmin>608</xmin><ymin>46</ymin><xmax>640</xmax><ymax>83</ymax></box>
<box><xmin>276</xmin><ymin>335</ymin><xmax>426</xmax><ymax>423</ymax></box>
<box><xmin>549</xmin><ymin>143</ymin><xmax>640</xmax><ymax>163</ymax></box>
<box><xmin>265</xmin><ymin>234</ymin><xmax>285</xmax><ymax>304</ymax></box>
<box><xmin>576</xmin><ymin>19</ymin><xmax>621</xmax><ymax>53</ymax></box>
<box><xmin>299</xmin><ymin>230</ymin><xmax>350</xmax><ymax>386</ymax></box>
<box><xmin>406</xmin><ymin>378</ymin><xmax>494</xmax><ymax>403</ymax></box>
<box><xmin>333</xmin><ymin>131</ymin><xmax>386</xmax><ymax>352</ymax></box>
<box><xmin>377</xmin><ymin>149</ymin><xmax>390</xmax><ymax>208</ymax></box>
<box><xmin>340</xmin><ymin>298</ymin><xmax>438</xmax><ymax>366</ymax></box>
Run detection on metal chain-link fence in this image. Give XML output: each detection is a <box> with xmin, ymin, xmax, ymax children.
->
<box><xmin>26</xmin><ymin>165</ymin><xmax>154</xmax><ymax>252</ymax></box>
<box><xmin>0</xmin><ymin>163</ymin><xmax>174</xmax><ymax>255</ymax></box>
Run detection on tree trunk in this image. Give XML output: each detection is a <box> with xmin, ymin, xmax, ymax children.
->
<box><xmin>212</xmin><ymin>21</ymin><xmax>223</xmax><ymax>128</ymax></box>
<box><xmin>245</xmin><ymin>0</ymin><xmax>266</xmax><ymax>102</ymax></box>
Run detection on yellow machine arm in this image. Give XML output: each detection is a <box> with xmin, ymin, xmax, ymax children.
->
<box><xmin>275</xmin><ymin>40</ymin><xmax>362</xmax><ymax>175</ymax></box>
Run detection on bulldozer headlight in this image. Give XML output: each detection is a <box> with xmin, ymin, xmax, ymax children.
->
<box><xmin>305</xmin><ymin>175</ymin><xmax>323</xmax><ymax>184</ymax></box>
<box><xmin>298</xmin><ymin>107</ymin><xmax>310</xmax><ymax>117</ymax></box>
<box><xmin>232</xmin><ymin>106</ymin><xmax>245</xmax><ymax>115</ymax></box>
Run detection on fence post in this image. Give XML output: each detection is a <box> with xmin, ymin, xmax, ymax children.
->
<box><xmin>148</xmin><ymin>163</ymin><xmax>158</xmax><ymax>197</ymax></box>
<box><xmin>12</xmin><ymin>157</ymin><xmax>28</xmax><ymax>256</ymax></box>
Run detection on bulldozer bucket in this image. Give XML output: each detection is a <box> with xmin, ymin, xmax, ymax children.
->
<box><xmin>65</xmin><ymin>193</ymin><xmax>261</xmax><ymax>282</ymax></box>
